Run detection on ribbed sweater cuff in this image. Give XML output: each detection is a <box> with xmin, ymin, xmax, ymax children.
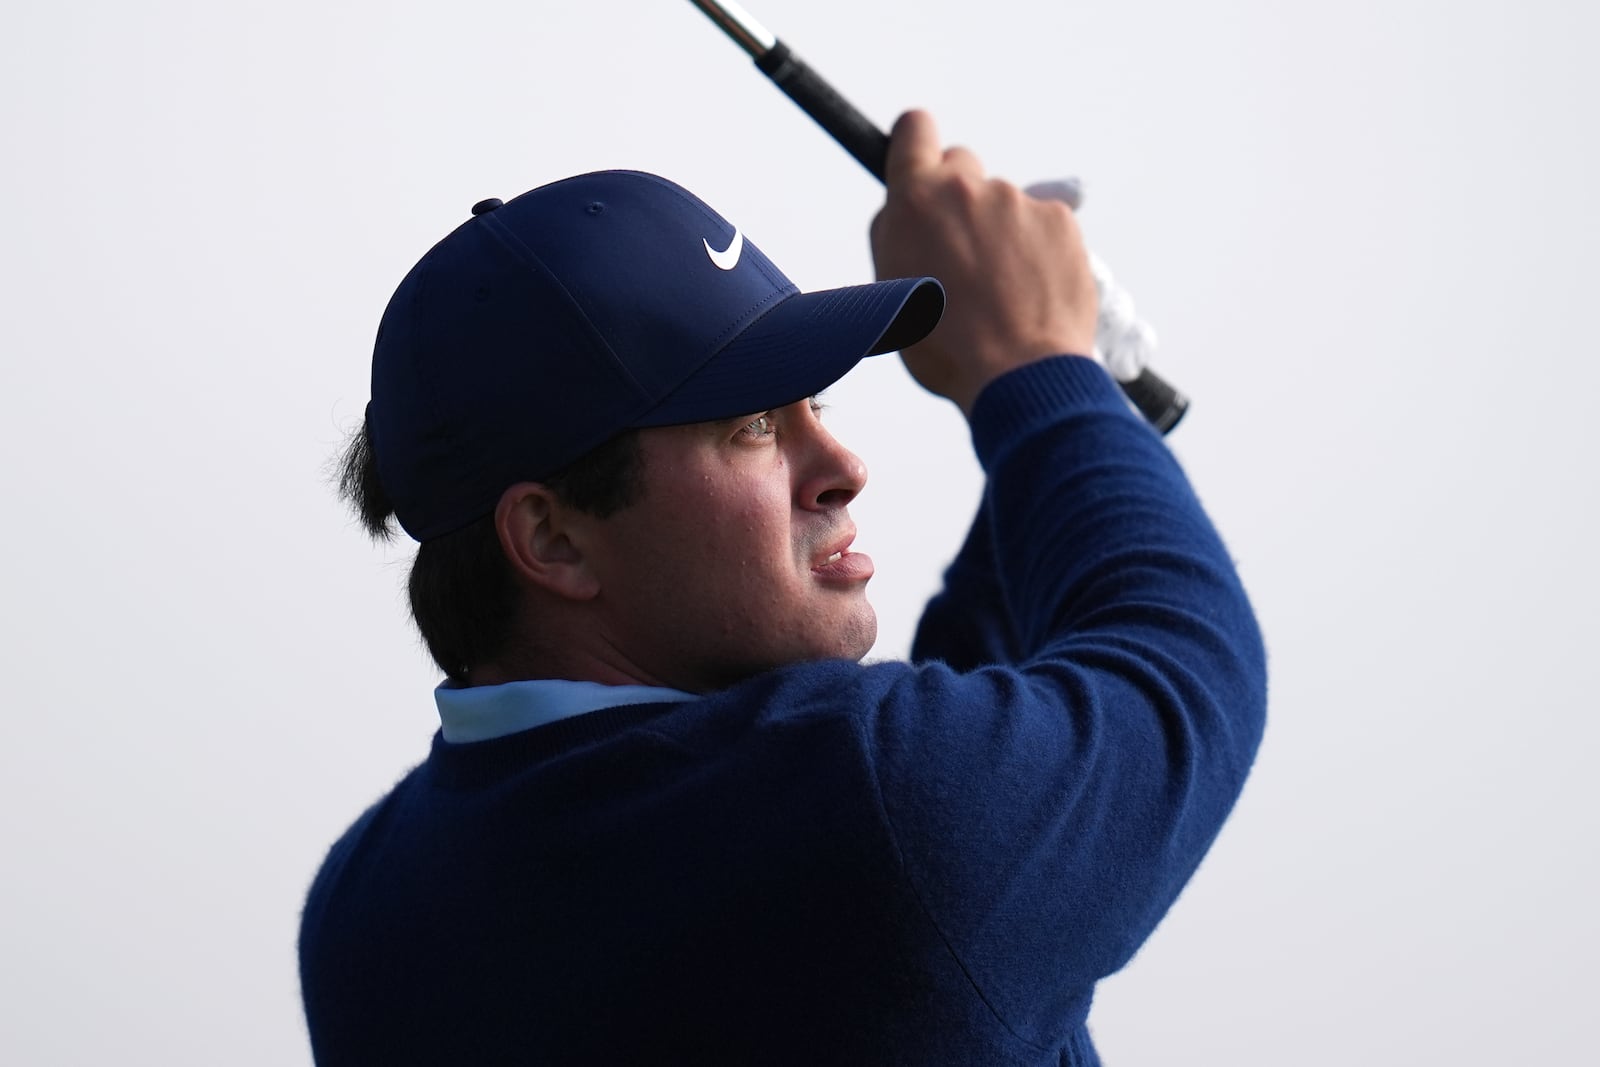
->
<box><xmin>967</xmin><ymin>356</ymin><xmax>1135</xmax><ymax>469</ymax></box>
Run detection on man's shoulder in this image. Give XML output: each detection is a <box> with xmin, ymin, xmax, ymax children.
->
<box><xmin>691</xmin><ymin>654</ymin><xmax>980</xmax><ymax>737</ymax></box>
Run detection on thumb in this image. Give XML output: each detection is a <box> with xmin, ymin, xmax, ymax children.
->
<box><xmin>884</xmin><ymin>110</ymin><xmax>941</xmax><ymax>185</ymax></box>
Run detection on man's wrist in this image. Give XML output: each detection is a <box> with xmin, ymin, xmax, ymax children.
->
<box><xmin>967</xmin><ymin>356</ymin><xmax>1128</xmax><ymax>468</ymax></box>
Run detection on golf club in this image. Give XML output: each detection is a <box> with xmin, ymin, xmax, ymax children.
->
<box><xmin>686</xmin><ymin>0</ymin><xmax>1188</xmax><ymax>433</ymax></box>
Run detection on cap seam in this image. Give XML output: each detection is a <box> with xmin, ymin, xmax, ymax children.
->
<box><xmin>476</xmin><ymin>211</ymin><xmax>650</xmax><ymax>398</ymax></box>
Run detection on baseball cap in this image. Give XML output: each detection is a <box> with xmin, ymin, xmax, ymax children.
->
<box><xmin>368</xmin><ymin>170</ymin><xmax>945</xmax><ymax>541</ymax></box>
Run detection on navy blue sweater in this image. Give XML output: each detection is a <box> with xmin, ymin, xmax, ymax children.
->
<box><xmin>300</xmin><ymin>358</ymin><xmax>1267</xmax><ymax>1065</ymax></box>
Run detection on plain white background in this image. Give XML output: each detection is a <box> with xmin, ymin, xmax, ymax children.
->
<box><xmin>3</xmin><ymin>0</ymin><xmax>1596</xmax><ymax>1062</ymax></box>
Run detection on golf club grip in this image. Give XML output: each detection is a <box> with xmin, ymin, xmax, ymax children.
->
<box><xmin>756</xmin><ymin>42</ymin><xmax>889</xmax><ymax>180</ymax></box>
<box><xmin>755</xmin><ymin>39</ymin><xmax>1187</xmax><ymax>434</ymax></box>
<box><xmin>1120</xmin><ymin>367</ymin><xmax>1187</xmax><ymax>433</ymax></box>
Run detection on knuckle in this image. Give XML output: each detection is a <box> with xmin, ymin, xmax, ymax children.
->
<box><xmin>1041</xmin><ymin>196</ymin><xmax>1075</xmax><ymax>222</ymax></box>
<box><xmin>990</xmin><ymin>178</ymin><xmax>1026</xmax><ymax>206</ymax></box>
<box><xmin>899</xmin><ymin>177</ymin><xmax>950</xmax><ymax>214</ymax></box>
<box><xmin>1034</xmin><ymin>196</ymin><xmax>1079</xmax><ymax>237</ymax></box>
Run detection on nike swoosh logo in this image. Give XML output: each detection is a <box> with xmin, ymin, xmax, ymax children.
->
<box><xmin>703</xmin><ymin>227</ymin><xmax>744</xmax><ymax>271</ymax></box>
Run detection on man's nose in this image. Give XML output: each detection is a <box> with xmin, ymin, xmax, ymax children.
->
<box><xmin>792</xmin><ymin>405</ymin><xmax>867</xmax><ymax>510</ymax></box>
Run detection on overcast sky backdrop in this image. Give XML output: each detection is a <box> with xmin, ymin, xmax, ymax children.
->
<box><xmin>3</xmin><ymin>0</ymin><xmax>1596</xmax><ymax>1063</ymax></box>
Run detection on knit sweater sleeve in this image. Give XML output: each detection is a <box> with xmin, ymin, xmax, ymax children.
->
<box><xmin>910</xmin><ymin>496</ymin><xmax>1019</xmax><ymax>669</ymax></box>
<box><xmin>863</xmin><ymin>356</ymin><xmax>1267</xmax><ymax>1046</ymax></box>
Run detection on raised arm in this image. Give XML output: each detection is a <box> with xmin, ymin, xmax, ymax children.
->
<box><xmin>865</xmin><ymin>111</ymin><xmax>1266</xmax><ymax>1034</ymax></box>
<box><xmin>910</xmin><ymin>499</ymin><xmax>1017</xmax><ymax>669</ymax></box>
<box><xmin>879</xmin><ymin>110</ymin><xmax>1098</xmax><ymax>670</ymax></box>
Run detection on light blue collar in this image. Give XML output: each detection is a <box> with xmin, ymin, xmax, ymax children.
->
<box><xmin>435</xmin><ymin>678</ymin><xmax>697</xmax><ymax>743</ymax></box>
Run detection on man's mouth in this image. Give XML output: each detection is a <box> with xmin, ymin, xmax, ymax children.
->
<box><xmin>811</xmin><ymin>531</ymin><xmax>873</xmax><ymax>584</ymax></box>
<box><xmin>812</xmin><ymin>529</ymin><xmax>857</xmax><ymax>569</ymax></box>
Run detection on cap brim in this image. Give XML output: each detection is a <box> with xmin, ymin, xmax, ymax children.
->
<box><xmin>633</xmin><ymin>276</ymin><xmax>945</xmax><ymax>428</ymax></box>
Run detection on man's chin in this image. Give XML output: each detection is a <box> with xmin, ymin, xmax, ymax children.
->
<box><xmin>835</xmin><ymin>603</ymin><xmax>878</xmax><ymax>663</ymax></box>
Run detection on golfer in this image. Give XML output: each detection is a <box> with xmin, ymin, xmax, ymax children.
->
<box><xmin>299</xmin><ymin>110</ymin><xmax>1266</xmax><ymax>1066</ymax></box>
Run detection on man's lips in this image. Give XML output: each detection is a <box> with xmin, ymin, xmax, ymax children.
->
<box><xmin>811</xmin><ymin>533</ymin><xmax>874</xmax><ymax>583</ymax></box>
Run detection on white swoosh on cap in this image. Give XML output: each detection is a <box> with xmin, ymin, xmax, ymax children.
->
<box><xmin>703</xmin><ymin>227</ymin><xmax>744</xmax><ymax>271</ymax></box>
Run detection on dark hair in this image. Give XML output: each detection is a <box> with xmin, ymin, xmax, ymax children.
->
<box><xmin>336</xmin><ymin>418</ymin><xmax>643</xmax><ymax>683</ymax></box>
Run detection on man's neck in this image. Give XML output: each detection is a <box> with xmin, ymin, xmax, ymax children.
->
<box><xmin>465</xmin><ymin>650</ymin><xmax>676</xmax><ymax>691</ymax></box>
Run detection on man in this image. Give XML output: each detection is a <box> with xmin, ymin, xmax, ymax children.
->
<box><xmin>300</xmin><ymin>111</ymin><xmax>1266</xmax><ymax>1065</ymax></box>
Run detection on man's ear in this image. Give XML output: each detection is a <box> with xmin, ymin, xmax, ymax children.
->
<box><xmin>494</xmin><ymin>483</ymin><xmax>601</xmax><ymax>601</ymax></box>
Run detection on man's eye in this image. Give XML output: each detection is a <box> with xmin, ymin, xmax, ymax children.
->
<box><xmin>741</xmin><ymin>414</ymin><xmax>776</xmax><ymax>438</ymax></box>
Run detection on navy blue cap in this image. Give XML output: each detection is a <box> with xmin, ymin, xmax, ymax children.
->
<box><xmin>368</xmin><ymin>170</ymin><xmax>945</xmax><ymax>541</ymax></box>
